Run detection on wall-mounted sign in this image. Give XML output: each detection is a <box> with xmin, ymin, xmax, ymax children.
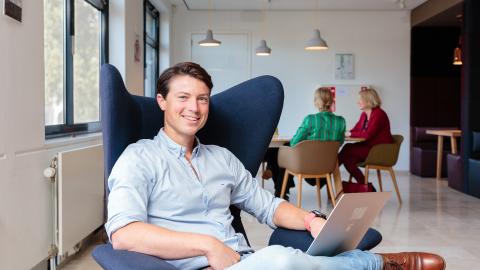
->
<box><xmin>3</xmin><ymin>0</ymin><xmax>22</xmax><ymax>22</ymax></box>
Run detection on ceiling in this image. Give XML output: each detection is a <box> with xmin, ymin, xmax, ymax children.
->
<box><xmin>171</xmin><ymin>0</ymin><xmax>429</xmax><ymax>11</ymax></box>
<box><xmin>416</xmin><ymin>2</ymin><xmax>463</xmax><ymax>26</ymax></box>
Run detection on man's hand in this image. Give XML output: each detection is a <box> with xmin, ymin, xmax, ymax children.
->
<box><xmin>205</xmin><ymin>238</ymin><xmax>241</xmax><ymax>270</ymax></box>
<box><xmin>309</xmin><ymin>217</ymin><xmax>326</xmax><ymax>238</ymax></box>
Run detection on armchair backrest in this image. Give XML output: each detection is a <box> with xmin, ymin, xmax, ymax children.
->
<box><xmin>100</xmin><ymin>64</ymin><xmax>284</xmax><ymax>241</ymax></box>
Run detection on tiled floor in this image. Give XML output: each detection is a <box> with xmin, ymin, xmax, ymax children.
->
<box><xmin>62</xmin><ymin>172</ymin><xmax>480</xmax><ymax>269</ymax></box>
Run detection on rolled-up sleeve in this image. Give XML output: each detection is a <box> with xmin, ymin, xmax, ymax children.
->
<box><xmin>105</xmin><ymin>145</ymin><xmax>154</xmax><ymax>240</ymax></box>
<box><xmin>226</xmin><ymin>149</ymin><xmax>285</xmax><ymax>229</ymax></box>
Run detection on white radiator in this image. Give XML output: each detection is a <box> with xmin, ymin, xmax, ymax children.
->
<box><xmin>45</xmin><ymin>144</ymin><xmax>104</xmax><ymax>264</ymax></box>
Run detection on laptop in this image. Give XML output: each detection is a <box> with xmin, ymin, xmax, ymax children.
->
<box><xmin>306</xmin><ymin>192</ymin><xmax>391</xmax><ymax>256</ymax></box>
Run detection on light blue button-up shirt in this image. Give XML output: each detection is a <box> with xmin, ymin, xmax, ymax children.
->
<box><xmin>106</xmin><ymin>129</ymin><xmax>284</xmax><ymax>270</ymax></box>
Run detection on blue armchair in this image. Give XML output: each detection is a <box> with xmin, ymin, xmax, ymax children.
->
<box><xmin>92</xmin><ymin>64</ymin><xmax>382</xmax><ymax>269</ymax></box>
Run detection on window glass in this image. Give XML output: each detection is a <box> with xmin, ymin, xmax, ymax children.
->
<box><xmin>44</xmin><ymin>0</ymin><xmax>65</xmax><ymax>125</ymax></box>
<box><xmin>73</xmin><ymin>0</ymin><xmax>101</xmax><ymax>123</ymax></box>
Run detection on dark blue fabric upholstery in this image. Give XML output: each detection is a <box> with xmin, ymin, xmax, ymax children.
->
<box><xmin>94</xmin><ymin>64</ymin><xmax>284</xmax><ymax>269</ymax></box>
<box><xmin>268</xmin><ymin>227</ymin><xmax>382</xmax><ymax>252</ymax></box>
<box><xmin>472</xmin><ymin>131</ymin><xmax>480</xmax><ymax>153</ymax></box>
<box><xmin>92</xmin><ymin>243</ymin><xmax>178</xmax><ymax>270</ymax></box>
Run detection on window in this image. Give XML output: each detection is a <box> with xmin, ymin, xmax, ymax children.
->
<box><xmin>44</xmin><ymin>0</ymin><xmax>108</xmax><ymax>138</ymax></box>
<box><xmin>144</xmin><ymin>1</ymin><xmax>159</xmax><ymax>97</ymax></box>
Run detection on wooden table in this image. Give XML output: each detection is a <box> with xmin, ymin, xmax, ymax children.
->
<box><xmin>426</xmin><ymin>129</ymin><xmax>462</xmax><ymax>180</ymax></box>
<box><xmin>345</xmin><ymin>137</ymin><xmax>366</xmax><ymax>142</ymax></box>
<box><xmin>269</xmin><ymin>135</ymin><xmax>291</xmax><ymax>148</ymax></box>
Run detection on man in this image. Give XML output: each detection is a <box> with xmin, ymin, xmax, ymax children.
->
<box><xmin>106</xmin><ymin>62</ymin><xmax>445</xmax><ymax>270</ymax></box>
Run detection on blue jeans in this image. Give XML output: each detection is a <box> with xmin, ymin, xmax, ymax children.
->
<box><xmin>227</xmin><ymin>246</ymin><xmax>383</xmax><ymax>270</ymax></box>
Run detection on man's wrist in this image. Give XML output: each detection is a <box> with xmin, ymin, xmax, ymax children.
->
<box><xmin>304</xmin><ymin>210</ymin><xmax>327</xmax><ymax>232</ymax></box>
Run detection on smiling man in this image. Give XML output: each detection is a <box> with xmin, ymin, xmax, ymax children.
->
<box><xmin>105</xmin><ymin>62</ymin><xmax>445</xmax><ymax>270</ymax></box>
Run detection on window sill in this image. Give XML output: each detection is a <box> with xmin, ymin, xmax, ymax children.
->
<box><xmin>44</xmin><ymin>132</ymin><xmax>103</xmax><ymax>149</ymax></box>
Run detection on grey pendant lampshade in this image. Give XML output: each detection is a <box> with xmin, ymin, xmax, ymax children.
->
<box><xmin>198</xmin><ymin>29</ymin><xmax>221</xmax><ymax>46</ymax></box>
<box><xmin>256</xmin><ymin>40</ymin><xmax>271</xmax><ymax>56</ymax></box>
<box><xmin>305</xmin><ymin>29</ymin><xmax>328</xmax><ymax>50</ymax></box>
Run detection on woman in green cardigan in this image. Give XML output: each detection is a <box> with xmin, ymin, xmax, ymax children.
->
<box><xmin>267</xmin><ymin>87</ymin><xmax>346</xmax><ymax>200</ymax></box>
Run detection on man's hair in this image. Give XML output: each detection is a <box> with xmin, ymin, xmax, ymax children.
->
<box><xmin>156</xmin><ymin>62</ymin><xmax>213</xmax><ymax>98</ymax></box>
<box><xmin>359</xmin><ymin>88</ymin><xmax>382</xmax><ymax>108</ymax></box>
<box><xmin>314</xmin><ymin>87</ymin><xmax>334</xmax><ymax>111</ymax></box>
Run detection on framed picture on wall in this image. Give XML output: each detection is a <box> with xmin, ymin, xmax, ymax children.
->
<box><xmin>3</xmin><ymin>0</ymin><xmax>22</xmax><ymax>22</ymax></box>
<box><xmin>335</xmin><ymin>53</ymin><xmax>354</xmax><ymax>80</ymax></box>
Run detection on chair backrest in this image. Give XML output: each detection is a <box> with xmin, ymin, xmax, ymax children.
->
<box><xmin>278</xmin><ymin>140</ymin><xmax>340</xmax><ymax>175</ymax></box>
<box><xmin>100</xmin><ymin>64</ymin><xmax>284</xmax><ymax>241</ymax></box>
<box><xmin>365</xmin><ymin>134</ymin><xmax>404</xmax><ymax>167</ymax></box>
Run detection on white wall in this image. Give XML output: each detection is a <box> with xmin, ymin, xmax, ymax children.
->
<box><xmin>109</xmin><ymin>0</ymin><xmax>173</xmax><ymax>96</ymax></box>
<box><xmin>172</xmin><ymin>7</ymin><xmax>411</xmax><ymax>170</ymax></box>
<box><xmin>0</xmin><ymin>2</ymin><xmax>103</xmax><ymax>269</ymax></box>
<box><xmin>0</xmin><ymin>1</ymin><xmax>173</xmax><ymax>267</ymax></box>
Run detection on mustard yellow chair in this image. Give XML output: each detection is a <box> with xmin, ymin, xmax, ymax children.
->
<box><xmin>278</xmin><ymin>140</ymin><xmax>340</xmax><ymax>208</ymax></box>
<box><xmin>350</xmin><ymin>135</ymin><xmax>404</xmax><ymax>203</ymax></box>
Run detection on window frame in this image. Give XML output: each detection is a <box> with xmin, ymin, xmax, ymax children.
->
<box><xmin>143</xmin><ymin>0</ymin><xmax>159</xmax><ymax>97</ymax></box>
<box><xmin>45</xmin><ymin>0</ymin><xmax>109</xmax><ymax>139</ymax></box>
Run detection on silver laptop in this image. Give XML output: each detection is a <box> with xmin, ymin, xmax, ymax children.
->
<box><xmin>306</xmin><ymin>192</ymin><xmax>391</xmax><ymax>256</ymax></box>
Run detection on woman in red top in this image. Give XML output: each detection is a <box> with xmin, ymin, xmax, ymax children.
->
<box><xmin>339</xmin><ymin>88</ymin><xmax>393</xmax><ymax>184</ymax></box>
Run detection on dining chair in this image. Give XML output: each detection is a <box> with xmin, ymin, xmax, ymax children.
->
<box><xmin>350</xmin><ymin>134</ymin><xmax>404</xmax><ymax>203</ymax></box>
<box><xmin>278</xmin><ymin>140</ymin><xmax>340</xmax><ymax>208</ymax></box>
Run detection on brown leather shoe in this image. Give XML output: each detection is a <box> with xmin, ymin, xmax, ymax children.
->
<box><xmin>262</xmin><ymin>169</ymin><xmax>273</xmax><ymax>180</ymax></box>
<box><xmin>379</xmin><ymin>252</ymin><xmax>446</xmax><ymax>270</ymax></box>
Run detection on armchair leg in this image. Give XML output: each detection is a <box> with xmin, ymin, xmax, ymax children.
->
<box><xmin>297</xmin><ymin>174</ymin><xmax>303</xmax><ymax>208</ymax></box>
<box><xmin>326</xmin><ymin>174</ymin><xmax>336</xmax><ymax>206</ymax></box>
<box><xmin>376</xmin><ymin>169</ymin><xmax>383</xmax><ymax>192</ymax></box>
<box><xmin>388</xmin><ymin>167</ymin><xmax>402</xmax><ymax>203</ymax></box>
<box><xmin>315</xmin><ymin>178</ymin><xmax>322</xmax><ymax>209</ymax></box>
<box><xmin>280</xmin><ymin>171</ymin><xmax>290</xmax><ymax>199</ymax></box>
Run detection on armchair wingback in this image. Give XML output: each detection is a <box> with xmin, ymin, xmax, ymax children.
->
<box><xmin>93</xmin><ymin>64</ymin><xmax>284</xmax><ymax>270</ymax></box>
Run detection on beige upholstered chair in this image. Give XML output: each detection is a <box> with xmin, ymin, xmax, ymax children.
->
<box><xmin>278</xmin><ymin>140</ymin><xmax>340</xmax><ymax>207</ymax></box>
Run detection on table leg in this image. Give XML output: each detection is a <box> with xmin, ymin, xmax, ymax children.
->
<box><xmin>436</xmin><ymin>136</ymin><xmax>444</xmax><ymax>180</ymax></box>
<box><xmin>450</xmin><ymin>136</ymin><xmax>458</xmax><ymax>155</ymax></box>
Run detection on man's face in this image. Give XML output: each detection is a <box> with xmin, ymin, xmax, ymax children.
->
<box><xmin>157</xmin><ymin>75</ymin><xmax>210</xmax><ymax>144</ymax></box>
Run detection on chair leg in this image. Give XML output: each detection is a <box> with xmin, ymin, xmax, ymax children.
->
<box><xmin>316</xmin><ymin>178</ymin><xmax>322</xmax><ymax>209</ymax></box>
<box><xmin>297</xmin><ymin>174</ymin><xmax>303</xmax><ymax>208</ymax></box>
<box><xmin>364</xmin><ymin>166</ymin><xmax>370</xmax><ymax>185</ymax></box>
<box><xmin>388</xmin><ymin>167</ymin><xmax>402</xmax><ymax>204</ymax></box>
<box><xmin>280</xmin><ymin>171</ymin><xmax>290</xmax><ymax>199</ymax></box>
<box><xmin>326</xmin><ymin>174</ymin><xmax>336</xmax><ymax>207</ymax></box>
<box><xmin>376</xmin><ymin>169</ymin><xmax>383</xmax><ymax>192</ymax></box>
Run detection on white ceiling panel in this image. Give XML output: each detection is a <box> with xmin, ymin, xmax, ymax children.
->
<box><xmin>170</xmin><ymin>0</ymin><xmax>428</xmax><ymax>11</ymax></box>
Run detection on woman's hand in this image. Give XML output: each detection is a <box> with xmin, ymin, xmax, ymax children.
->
<box><xmin>345</xmin><ymin>131</ymin><xmax>351</xmax><ymax>137</ymax></box>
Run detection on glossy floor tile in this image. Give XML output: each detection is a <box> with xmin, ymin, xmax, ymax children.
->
<box><xmin>62</xmin><ymin>172</ymin><xmax>480</xmax><ymax>269</ymax></box>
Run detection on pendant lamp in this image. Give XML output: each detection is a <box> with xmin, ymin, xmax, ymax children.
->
<box><xmin>256</xmin><ymin>40</ymin><xmax>271</xmax><ymax>56</ymax></box>
<box><xmin>305</xmin><ymin>29</ymin><xmax>328</xmax><ymax>50</ymax></box>
<box><xmin>198</xmin><ymin>29</ymin><xmax>221</xmax><ymax>47</ymax></box>
<box><xmin>198</xmin><ymin>0</ymin><xmax>221</xmax><ymax>47</ymax></box>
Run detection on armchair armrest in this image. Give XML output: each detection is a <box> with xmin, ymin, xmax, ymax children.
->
<box><xmin>92</xmin><ymin>244</ymin><xmax>178</xmax><ymax>270</ymax></box>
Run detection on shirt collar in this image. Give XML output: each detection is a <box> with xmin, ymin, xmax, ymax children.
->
<box><xmin>156</xmin><ymin>128</ymin><xmax>201</xmax><ymax>159</ymax></box>
<box><xmin>319</xmin><ymin>111</ymin><xmax>334</xmax><ymax>115</ymax></box>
